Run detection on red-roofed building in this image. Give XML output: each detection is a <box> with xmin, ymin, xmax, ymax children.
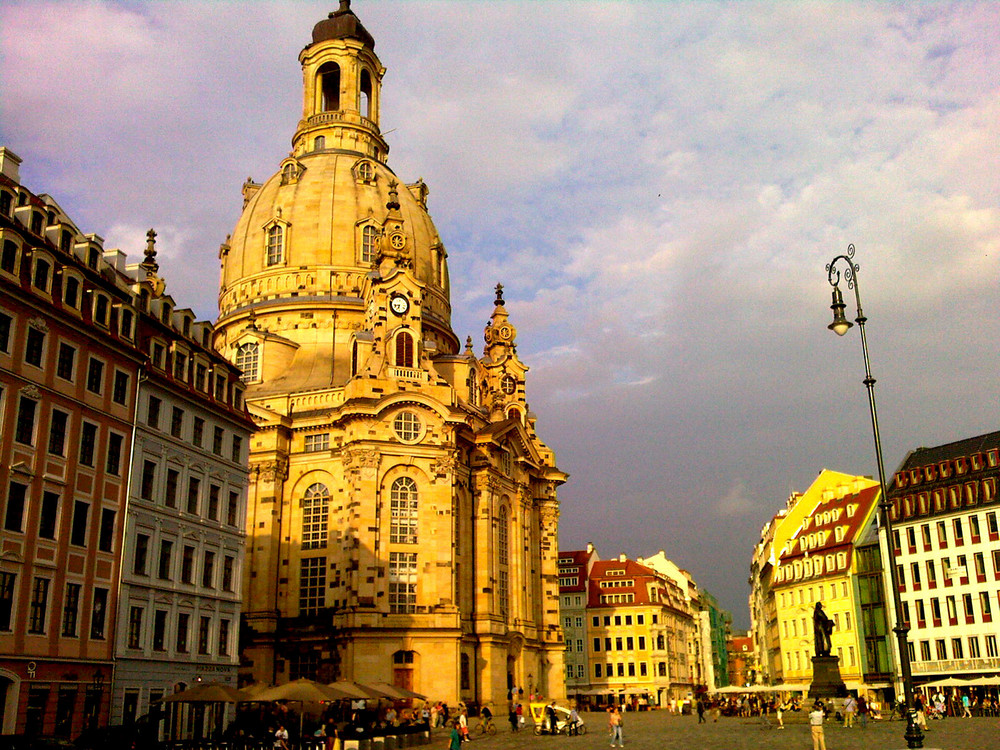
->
<box><xmin>580</xmin><ymin>555</ymin><xmax>695</xmax><ymax>707</ymax></box>
<box><xmin>558</xmin><ymin>544</ymin><xmax>599</xmax><ymax>694</ymax></box>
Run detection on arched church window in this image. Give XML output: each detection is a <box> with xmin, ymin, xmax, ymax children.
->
<box><xmin>236</xmin><ymin>342</ymin><xmax>260</xmax><ymax>382</ymax></box>
<box><xmin>351</xmin><ymin>339</ymin><xmax>359</xmax><ymax>376</ymax></box>
<box><xmin>314</xmin><ymin>135</ymin><xmax>325</xmax><ymax>151</ymax></box>
<box><xmin>318</xmin><ymin>62</ymin><xmax>340</xmax><ymax>111</ymax></box>
<box><xmin>361</xmin><ymin>225</ymin><xmax>377</xmax><ymax>263</ymax></box>
<box><xmin>460</xmin><ymin>653</ymin><xmax>471</xmax><ymax>690</ymax></box>
<box><xmin>498</xmin><ymin>505</ymin><xmax>510</xmax><ymax>619</ymax></box>
<box><xmin>266</xmin><ymin>225</ymin><xmax>284</xmax><ymax>266</ymax></box>
<box><xmin>390</xmin><ymin>477</ymin><xmax>418</xmax><ymax>544</ymax></box>
<box><xmin>301</xmin><ymin>483</ymin><xmax>330</xmax><ymax>549</ymax></box>
<box><xmin>359</xmin><ymin>68</ymin><xmax>372</xmax><ymax>119</ymax></box>
<box><xmin>394</xmin><ymin>331</ymin><xmax>414</xmax><ymax>368</ymax></box>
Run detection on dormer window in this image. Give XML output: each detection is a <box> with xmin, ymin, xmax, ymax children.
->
<box><xmin>236</xmin><ymin>342</ymin><xmax>260</xmax><ymax>382</ymax></box>
<box><xmin>355</xmin><ymin>160</ymin><xmax>375</xmax><ymax>184</ymax></box>
<box><xmin>1</xmin><ymin>238</ymin><xmax>19</xmax><ymax>275</ymax></box>
<box><xmin>60</xmin><ymin>230</ymin><xmax>72</xmax><ymax>253</ymax></box>
<box><xmin>119</xmin><ymin>307</ymin><xmax>134</xmax><ymax>340</ymax></box>
<box><xmin>0</xmin><ymin>191</ymin><xmax>11</xmax><ymax>216</ymax></box>
<box><xmin>63</xmin><ymin>275</ymin><xmax>81</xmax><ymax>310</ymax></box>
<box><xmin>265</xmin><ymin>223</ymin><xmax>285</xmax><ymax>266</ymax></box>
<box><xmin>30</xmin><ymin>212</ymin><xmax>43</xmax><ymax>235</ymax></box>
<box><xmin>318</xmin><ymin>61</ymin><xmax>341</xmax><ymax>111</ymax></box>
<box><xmin>360</xmin><ymin>225</ymin><xmax>377</xmax><ymax>263</ymax></box>
<box><xmin>87</xmin><ymin>246</ymin><xmax>100</xmax><ymax>269</ymax></box>
<box><xmin>93</xmin><ymin>293</ymin><xmax>110</xmax><ymax>327</ymax></box>
<box><xmin>32</xmin><ymin>254</ymin><xmax>51</xmax><ymax>294</ymax></box>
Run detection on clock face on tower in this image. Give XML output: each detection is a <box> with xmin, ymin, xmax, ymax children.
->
<box><xmin>389</xmin><ymin>294</ymin><xmax>410</xmax><ymax>316</ymax></box>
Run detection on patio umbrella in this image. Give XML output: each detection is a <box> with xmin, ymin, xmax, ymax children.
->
<box><xmin>256</xmin><ymin>678</ymin><xmax>353</xmax><ymax>703</ymax></box>
<box><xmin>361</xmin><ymin>682</ymin><xmax>427</xmax><ymax>700</ymax></box>
<box><xmin>328</xmin><ymin>681</ymin><xmax>383</xmax><ymax>700</ymax></box>
<box><xmin>920</xmin><ymin>677</ymin><xmax>974</xmax><ymax>689</ymax></box>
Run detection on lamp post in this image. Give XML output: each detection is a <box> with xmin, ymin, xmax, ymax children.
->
<box><xmin>825</xmin><ymin>244</ymin><xmax>923</xmax><ymax>748</ymax></box>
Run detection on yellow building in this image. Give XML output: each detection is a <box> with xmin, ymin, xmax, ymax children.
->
<box><xmin>212</xmin><ymin>2</ymin><xmax>566</xmax><ymax>703</ymax></box>
<box><xmin>769</xmin><ymin>471</ymin><xmax>880</xmax><ymax>686</ymax></box>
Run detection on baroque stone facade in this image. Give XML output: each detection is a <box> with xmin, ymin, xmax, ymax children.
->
<box><xmin>213</xmin><ymin>2</ymin><xmax>566</xmax><ymax>704</ymax></box>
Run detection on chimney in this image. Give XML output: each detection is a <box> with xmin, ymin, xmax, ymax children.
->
<box><xmin>0</xmin><ymin>148</ymin><xmax>23</xmax><ymax>183</ymax></box>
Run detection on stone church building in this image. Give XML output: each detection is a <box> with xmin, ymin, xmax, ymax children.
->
<box><xmin>212</xmin><ymin>2</ymin><xmax>567</xmax><ymax>704</ymax></box>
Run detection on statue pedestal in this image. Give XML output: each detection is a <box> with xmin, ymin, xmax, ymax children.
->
<box><xmin>808</xmin><ymin>656</ymin><xmax>847</xmax><ymax>701</ymax></box>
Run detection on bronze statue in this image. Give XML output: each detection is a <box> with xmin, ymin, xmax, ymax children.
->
<box><xmin>813</xmin><ymin>602</ymin><xmax>834</xmax><ymax>657</ymax></box>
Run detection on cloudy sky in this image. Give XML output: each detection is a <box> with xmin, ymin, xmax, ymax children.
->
<box><xmin>2</xmin><ymin>1</ymin><xmax>998</xmax><ymax>627</ymax></box>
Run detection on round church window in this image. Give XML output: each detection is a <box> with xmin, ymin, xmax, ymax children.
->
<box><xmin>393</xmin><ymin>411</ymin><xmax>422</xmax><ymax>442</ymax></box>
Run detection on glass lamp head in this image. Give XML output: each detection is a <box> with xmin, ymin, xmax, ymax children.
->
<box><xmin>828</xmin><ymin>285</ymin><xmax>852</xmax><ymax>336</ymax></box>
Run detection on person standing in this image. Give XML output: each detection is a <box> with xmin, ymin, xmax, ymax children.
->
<box><xmin>545</xmin><ymin>701</ymin><xmax>557</xmax><ymax>734</ymax></box>
<box><xmin>843</xmin><ymin>694</ymin><xmax>857</xmax><ymax>728</ymax></box>
<box><xmin>608</xmin><ymin>706</ymin><xmax>624</xmax><ymax>748</ymax></box>
<box><xmin>449</xmin><ymin>725</ymin><xmax>462</xmax><ymax>750</ymax></box>
<box><xmin>857</xmin><ymin>693</ymin><xmax>869</xmax><ymax>729</ymax></box>
<box><xmin>961</xmin><ymin>693</ymin><xmax>971</xmax><ymax>718</ymax></box>
<box><xmin>508</xmin><ymin>704</ymin><xmax>518</xmax><ymax>733</ymax></box>
<box><xmin>776</xmin><ymin>698</ymin><xmax>785</xmax><ymax>730</ymax></box>
<box><xmin>809</xmin><ymin>702</ymin><xmax>827</xmax><ymax>750</ymax></box>
<box><xmin>457</xmin><ymin>709</ymin><xmax>469</xmax><ymax>742</ymax></box>
<box><xmin>696</xmin><ymin>698</ymin><xmax>706</xmax><ymax>724</ymax></box>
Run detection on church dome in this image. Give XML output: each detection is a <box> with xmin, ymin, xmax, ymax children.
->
<box><xmin>218</xmin><ymin>150</ymin><xmax>450</xmax><ymax>327</ymax></box>
<box><xmin>215</xmin><ymin>3</ymin><xmax>457</xmax><ymax>367</ymax></box>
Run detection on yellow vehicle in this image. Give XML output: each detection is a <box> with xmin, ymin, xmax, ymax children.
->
<box><xmin>528</xmin><ymin>702</ymin><xmax>587</xmax><ymax>735</ymax></box>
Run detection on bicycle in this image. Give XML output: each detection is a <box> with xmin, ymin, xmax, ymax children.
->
<box><xmin>474</xmin><ymin>718</ymin><xmax>497</xmax><ymax>737</ymax></box>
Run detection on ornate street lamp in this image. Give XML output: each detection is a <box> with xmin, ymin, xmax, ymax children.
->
<box><xmin>825</xmin><ymin>244</ymin><xmax>923</xmax><ymax>748</ymax></box>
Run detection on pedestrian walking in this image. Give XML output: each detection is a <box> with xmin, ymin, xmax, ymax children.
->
<box><xmin>608</xmin><ymin>706</ymin><xmax>624</xmax><ymax>748</ymax></box>
<box><xmin>961</xmin><ymin>694</ymin><xmax>971</xmax><ymax>718</ymax></box>
<box><xmin>776</xmin><ymin>699</ymin><xmax>785</xmax><ymax>729</ymax></box>
<box><xmin>449</xmin><ymin>725</ymin><xmax>462</xmax><ymax>750</ymax></box>
<box><xmin>809</xmin><ymin>702</ymin><xmax>826</xmax><ymax>750</ymax></box>
<box><xmin>857</xmin><ymin>693</ymin><xmax>869</xmax><ymax>729</ymax></box>
<box><xmin>843</xmin><ymin>694</ymin><xmax>856</xmax><ymax>728</ymax></box>
<box><xmin>509</xmin><ymin>705</ymin><xmax>519</xmax><ymax>733</ymax></box>
<box><xmin>696</xmin><ymin>698</ymin><xmax>706</xmax><ymax>724</ymax></box>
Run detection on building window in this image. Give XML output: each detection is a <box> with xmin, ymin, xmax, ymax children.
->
<box><xmin>90</xmin><ymin>588</ymin><xmax>107</xmax><ymax>639</ymax></box>
<box><xmin>0</xmin><ymin>311</ymin><xmax>11</xmax><ymax>352</ymax></box>
<box><xmin>78</xmin><ymin>422</ymin><xmax>97</xmax><ymax>466</ymax></box>
<box><xmin>85</xmin><ymin>358</ymin><xmax>104</xmax><ymax>393</ymax></box>
<box><xmin>218</xmin><ymin>618</ymin><xmax>230</xmax><ymax>656</ymax></box>
<box><xmin>389</xmin><ymin>551</ymin><xmax>417</xmax><ymax>613</ymax></box>
<box><xmin>202</xmin><ymin>550</ymin><xmax>215</xmax><ymax>588</ymax></box>
<box><xmin>15</xmin><ymin>395</ymin><xmax>37</xmax><ymax>445</ymax></box>
<box><xmin>70</xmin><ymin>501</ymin><xmax>89</xmax><ymax>546</ymax></box>
<box><xmin>170</xmin><ymin>406</ymin><xmax>184</xmax><ymax>438</ymax></box>
<box><xmin>139</xmin><ymin>460</ymin><xmax>156</xmax><ymax>501</ymax></box>
<box><xmin>231</xmin><ymin>434</ymin><xmax>243</xmax><ymax>463</ymax></box>
<box><xmin>147</xmin><ymin>396</ymin><xmax>161</xmax><ymax>429</ymax></box>
<box><xmin>208</xmin><ymin>485</ymin><xmax>220</xmax><ymax>521</ymax></box>
<box><xmin>390</xmin><ymin>477</ymin><xmax>418</xmax><ymax>544</ymax></box>
<box><xmin>498</xmin><ymin>505</ymin><xmax>510</xmax><ymax>619</ymax></box>
<box><xmin>106</xmin><ymin>433</ymin><xmax>123</xmax><ymax>475</ymax></box>
<box><xmin>32</xmin><ymin>256</ymin><xmax>51</xmax><ymax>292</ymax></box>
<box><xmin>187</xmin><ymin>477</ymin><xmax>201</xmax><ymax>514</ymax></box>
<box><xmin>227</xmin><ymin>490</ymin><xmax>239</xmax><ymax>526</ymax></box>
<box><xmin>176</xmin><ymin>613</ymin><xmax>189</xmax><ymax>652</ymax></box>
<box><xmin>25</xmin><ymin>326</ymin><xmax>45</xmax><ymax>367</ymax></box>
<box><xmin>266</xmin><ymin>225</ymin><xmax>284</xmax><ymax>266</ymax></box>
<box><xmin>299</xmin><ymin>557</ymin><xmax>326</xmax><ymax>616</ymax></box>
<box><xmin>181</xmin><ymin>545</ymin><xmax>194</xmax><ymax>584</ymax></box>
<box><xmin>56</xmin><ymin>343</ymin><xmax>76</xmax><ymax>380</ymax></box>
<box><xmin>0</xmin><ymin>239</ymin><xmax>17</xmax><ymax>274</ymax></box>
<box><xmin>302</xmin><ymin>483</ymin><xmax>330</xmax><ymax>550</ymax></box>
<box><xmin>304</xmin><ymin>433</ymin><xmax>330</xmax><ymax>452</ymax></box>
<box><xmin>193</xmin><ymin>416</ymin><xmax>204</xmax><ymax>446</ymax></box>
<box><xmin>134</xmin><ymin>534</ymin><xmax>149</xmax><ymax>576</ymax></box>
<box><xmin>361</xmin><ymin>225</ymin><xmax>377</xmax><ymax>263</ymax></box>
<box><xmin>97</xmin><ymin>508</ymin><xmax>116</xmax><ymax>552</ymax></box>
<box><xmin>222</xmin><ymin>555</ymin><xmax>235</xmax><ymax>592</ymax></box>
<box><xmin>319</xmin><ymin>61</ymin><xmax>341</xmax><ymax>111</ymax></box>
<box><xmin>158</xmin><ymin>540</ymin><xmax>173</xmax><ymax>580</ymax></box>
<box><xmin>61</xmin><ymin>274</ymin><xmax>79</xmax><ymax>308</ymax></box>
<box><xmin>212</xmin><ymin>426</ymin><xmax>224</xmax><ymax>455</ymax></box>
<box><xmin>112</xmin><ymin>371</ymin><xmax>129</xmax><ymax>405</ymax></box>
<box><xmin>163</xmin><ymin>468</ymin><xmax>178</xmax><ymax>508</ymax></box>
<box><xmin>4</xmin><ymin>481</ymin><xmax>28</xmax><ymax>532</ymax></box>
<box><xmin>152</xmin><ymin>610</ymin><xmax>167</xmax><ymax>651</ymax></box>
<box><xmin>128</xmin><ymin>607</ymin><xmax>143</xmax><ymax>649</ymax></box>
<box><xmin>93</xmin><ymin>294</ymin><xmax>109</xmax><ymax>327</ymax></box>
<box><xmin>28</xmin><ymin>577</ymin><xmax>50</xmax><ymax>634</ymax></box>
<box><xmin>236</xmin><ymin>342</ymin><xmax>259</xmax><ymax>382</ymax></box>
<box><xmin>393</xmin><ymin>411</ymin><xmax>421</xmax><ymax>442</ymax></box>
<box><xmin>0</xmin><ymin>571</ymin><xmax>15</xmax><ymax>631</ymax></box>
<box><xmin>39</xmin><ymin>491</ymin><xmax>59</xmax><ymax>539</ymax></box>
<box><xmin>394</xmin><ymin>331</ymin><xmax>414</xmax><ymax>367</ymax></box>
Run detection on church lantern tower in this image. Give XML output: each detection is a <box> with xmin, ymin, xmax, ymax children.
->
<box><xmin>213</xmin><ymin>2</ymin><xmax>566</xmax><ymax>703</ymax></box>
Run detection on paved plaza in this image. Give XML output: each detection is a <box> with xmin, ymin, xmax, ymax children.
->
<box><xmin>447</xmin><ymin>711</ymin><xmax>1000</xmax><ymax>750</ymax></box>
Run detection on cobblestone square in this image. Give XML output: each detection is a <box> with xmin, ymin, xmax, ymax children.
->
<box><xmin>453</xmin><ymin>711</ymin><xmax>1000</xmax><ymax>750</ymax></box>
